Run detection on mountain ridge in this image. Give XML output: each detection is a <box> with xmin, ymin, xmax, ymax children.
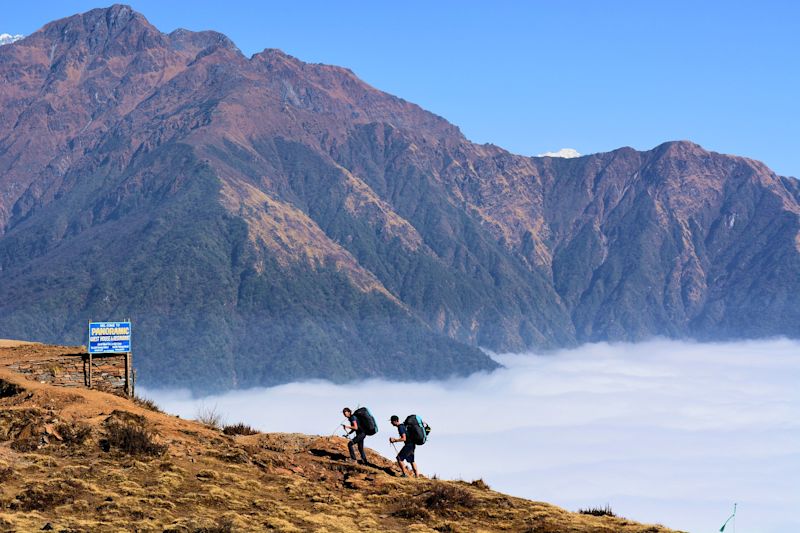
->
<box><xmin>0</xmin><ymin>5</ymin><xmax>797</xmax><ymax>390</ymax></box>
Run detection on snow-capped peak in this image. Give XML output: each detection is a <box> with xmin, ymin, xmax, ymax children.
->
<box><xmin>537</xmin><ymin>148</ymin><xmax>581</xmax><ymax>158</ymax></box>
<box><xmin>0</xmin><ymin>33</ymin><xmax>24</xmax><ymax>46</ymax></box>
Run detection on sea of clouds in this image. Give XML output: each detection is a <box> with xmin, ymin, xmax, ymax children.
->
<box><xmin>141</xmin><ymin>338</ymin><xmax>800</xmax><ymax>533</ymax></box>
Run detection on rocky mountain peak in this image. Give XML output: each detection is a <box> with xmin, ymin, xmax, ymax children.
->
<box><xmin>37</xmin><ymin>4</ymin><xmax>164</xmax><ymax>51</ymax></box>
<box><xmin>0</xmin><ymin>6</ymin><xmax>797</xmax><ymax>390</ymax></box>
<box><xmin>653</xmin><ymin>139</ymin><xmax>709</xmax><ymax>159</ymax></box>
<box><xmin>168</xmin><ymin>28</ymin><xmax>241</xmax><ymax>55</ymax></box>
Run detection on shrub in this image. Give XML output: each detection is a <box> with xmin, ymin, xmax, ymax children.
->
<box><xmin>105</xmin><ymin>409</ymin><xmax>145</xmax><ymax>425</ymax></box>
<box><xmin>394</xmin><ymin>483</ymin><xmax>477</xmax><ymax>521</ymax></box>
<box><xmin>103</xmin><ymin>421</ymin><xmax>167</xmax><ymax>457</ymax></box>
<box><xmin>424</xmin><ymin>483</ymin><xmax>477</xmax><ymax>511</ymax></box>
<box><xmin>56</xmin><ymin>422</ymin><xmax>92</xmax><ymax>446</ymax></box>
<box><xmin>0</xmin><ymin>466</ymin><xmax>12</xmax><ymax>483</ymax></box>
<box><xmin>0</xmin><ymin>378</ymin><xmax>23</xmax><ymax>398</ymax></box>
<box><xmin>196</xmin><ymin>404</ymin><xmax>223</xmax><ymax>429</ymax></box>
<box><xmin>470</xmin><ymin>478</ymin><xmax>490</xmax><ymax>490</ymax></box>
<box><xmin>134</xmin><ymin>395</ymin><xmax>162</xmax><ymax>413</ymax></box>
<box><xmin>222</xmin><ymin>422</ymin><xmax>258</xmax><ymax>436</ymax></box>
<box><xmin>579</xmin><ymin>504</ymin><xmax>616</xmax><ymax>517</ymax></box>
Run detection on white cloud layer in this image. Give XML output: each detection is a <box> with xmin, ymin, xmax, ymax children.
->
<box><xmin>537</xmin><ymin>147</ymin><xmax>581</xmax><ymax>158</ymax></box>
<box><xmin>0</xmin><ymin>34</ymin><xmax>24</xmax><ymax>46</ymax></box>
<box><xmin>141</xmin><ymin>338</ymin><xmax>800</xmax><ymax>533</ymax></box>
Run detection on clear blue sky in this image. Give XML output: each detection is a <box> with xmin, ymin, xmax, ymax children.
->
<box><xmin>4</xmin><ymin>1</ymin><xmax>799</xmax><ymax>177</ymax></box>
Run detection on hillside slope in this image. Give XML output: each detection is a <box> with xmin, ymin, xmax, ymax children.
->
<box><xmin>0</xmin><ymin>5</ymin><xmax>797</xmax><ymax>389</ymax></box>
<box><xmin>0</xmin><ymin>362</ymin><xmax>680</xmax><ymax>532</ymax></box>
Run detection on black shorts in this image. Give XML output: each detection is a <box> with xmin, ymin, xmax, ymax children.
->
<box><xmin>398</xmin><ymin>442</ymin><xmax>415</xmax><ymax>463</ymax></box>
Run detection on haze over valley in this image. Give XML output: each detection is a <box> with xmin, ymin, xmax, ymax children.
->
<box><xmin>142</xmin><ymin>338</ymin><xmax>800</xmax><ymax>533</ymax></box>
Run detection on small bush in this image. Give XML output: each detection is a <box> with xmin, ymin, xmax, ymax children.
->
<box><xmin>395</xmin><ymin>483</ymin><xmax>477</xmax><ymax>521</ymax></box>
<box><xmin>424</xmin><ymin>483</ymin><xmax>477</xmax><ymax>510</ymax></box>
<box><xmin>104</xmin><ymin>421</ymin><xmax>166</xmax><ymax>457</ymax></box>
<box><xmin>222</xmin><ymin>422</ymin><xmax>258</xmax><ymax>436</ymax></box>
<box><xmin>470</xmin><ymin>478</ymin><xmax>490</xmax><ymax>490</ymax></box>
<box><xmin>105</xmin><ymin>409</ymin><xmax>146</xmax><ymax>425</ymax></box>
<box><xmin>196</xmin><ymin>404</ymin><xmax>223</xmax><ymax>429</ymax></box>
<box><xmin>0</xmin><ymin>466</ymin><xmax>13</xmax><ymax>483</ymax></box>
<box><xmin>56</xmin><ymin>422</ymin><xmax>92</xmax><ymax>446</ymax></box>
<box><xmin>579</xmin><ymin>504</ymin><xmax>616</xmax><ymax>517</ymax></box>
<box><xmin>134</xmin><ymin>395</ymin><xmax>162</xmax><ymax>413</ymax></box>
<box><xmin>0</xmin><ymin>378</ymin><xmax>24</xmax><ymax>398</ymax></box>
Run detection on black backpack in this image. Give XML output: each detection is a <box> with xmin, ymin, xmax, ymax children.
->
<box><xmin>403</xmin><ymin>414</ymin><xmax>431</xmax><ymax>445</ymax></box>
<box><xmin>353</xmin><ymin>407</ymin><xmax>378</xmax><ymax>436</ymax></box>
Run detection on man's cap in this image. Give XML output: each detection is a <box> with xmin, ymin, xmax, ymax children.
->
<box><xmin>390</xmin><ymin>415</ymin><xmax>399</xmax><ymax>422</ymax></box>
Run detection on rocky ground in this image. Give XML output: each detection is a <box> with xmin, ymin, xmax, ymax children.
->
<box><xmin>0</xmin><ymin>346</ymin><xmax>682</xmax><ymax>532</ymax></box>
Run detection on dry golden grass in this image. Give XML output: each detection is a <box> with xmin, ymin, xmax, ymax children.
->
<box><xmin>0</xmin><ymin>363</ymin><xmax>684</xmax><ymax>532</ymax></box>
<box><xmin>0</xmin><ymin>339</ymin><xmax>40</xmax><ymax>348</ymax></box>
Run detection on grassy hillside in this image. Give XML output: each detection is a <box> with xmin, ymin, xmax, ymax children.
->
<box><xmin>0</xmin><ymin>351</ymin><xmax>681</xmax><ymax>532</ymax></box>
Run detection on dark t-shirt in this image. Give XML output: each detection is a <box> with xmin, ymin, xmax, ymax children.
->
<box><xmin>396</xmin><ymin>423</ymin><xmax>415</xmax><ymax>462</ymax></box>
<box><xmin>349</xmin><ymin>414</ymin><xmax>364</xmax><ymax>434</ymax></box>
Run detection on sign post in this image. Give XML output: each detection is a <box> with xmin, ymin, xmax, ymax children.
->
<box><xmin>125</xmin><ymin>317</ymin><xmax>132</xmax><ymax>398</ymax></box>
<box><xmin>88</xmin><ymin>321</ymin><xmax>132</xmax><ymax>397</ymax></box>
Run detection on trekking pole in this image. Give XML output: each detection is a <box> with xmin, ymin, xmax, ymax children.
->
<box><xmin>390</xmin><ymin>441</ymin><xmax>398</xmax><ymax>454</ymax></box>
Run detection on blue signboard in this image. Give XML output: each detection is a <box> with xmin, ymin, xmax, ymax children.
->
<box><xmin>88</xmin><ymin>321</ymin><xmax>131</xmax><ymax>354</ymax></box>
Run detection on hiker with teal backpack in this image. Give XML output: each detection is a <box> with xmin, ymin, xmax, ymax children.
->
<box><xmin>341</xmin><ymin>407</ymin><xmax>377</xmax><ymax>465</ymax></box>
<box><xmin>390</xmin><ymin>414</ymin><xmax>430</xmax><ymax>477</ymax></box>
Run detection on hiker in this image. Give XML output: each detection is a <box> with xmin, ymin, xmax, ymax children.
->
<box><xmin>341</xmin><ymin>407</ymin><xmax>377</xmax><ymax>465</ymax></box>
<box><xmin>390</xmin><ymin>415</ymin><xmax>419</xmax><ymax>477</ymax></box>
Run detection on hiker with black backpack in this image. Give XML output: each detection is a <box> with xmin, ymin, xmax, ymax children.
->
<box><xmin>390</xmin><ymin>414</ymin><xmax>420</xmax><ymax>477</ymax></box>
<box><xmin>341</xmin><ymin>407</ymin><xmax>377</xmax><ymax>465</ymax></box>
